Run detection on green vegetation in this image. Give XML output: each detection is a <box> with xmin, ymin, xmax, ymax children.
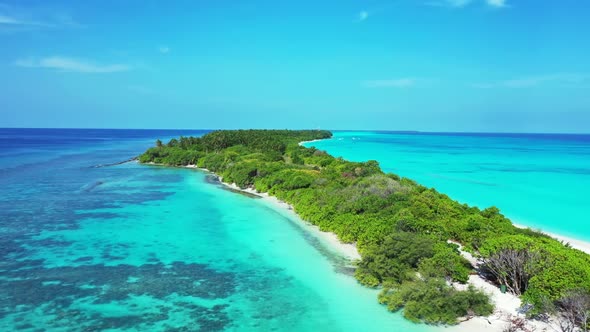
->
<box><xmin>140</xmin><ymin>130</ymin><xmax>590</xmax><ymax>327</ymax></box>
<box><xmin>378</xmin><ymin>279</ymin><xmax>493</xmax><ymax>324</ymax></box>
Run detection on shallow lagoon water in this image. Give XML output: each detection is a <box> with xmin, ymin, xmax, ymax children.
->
<box><xmin>304</xmin><ymin>131</ymin><xmax>590</xmax><ymax>242</ymax></box>
<box><xmin>0</xmin><ymin>129</ymin><xmax>428</xmax><ymax>331</ymax></box>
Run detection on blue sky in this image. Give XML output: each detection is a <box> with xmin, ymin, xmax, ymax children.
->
<box><xmin>1</xmin><ymin>0</ymin><xmax>589</xmax><ymax>132</ymax></box>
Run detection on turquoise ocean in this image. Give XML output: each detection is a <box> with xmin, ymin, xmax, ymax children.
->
<box><xmin>0</xmin><ymin>129</ymin><xmax>428</xmax><ymax>331</ymax></box>
<box><xmin>303</xmin><ymin>131</ymin><xmax>590</xmax><ymax>243</ymax></box>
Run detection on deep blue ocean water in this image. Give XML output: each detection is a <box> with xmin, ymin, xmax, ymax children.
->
<box><xmin>0</xmin><ymin>129</ymin><xmax>428</xmax><ymax>332</ymax></box>
<box><xmin>304</xmin><ymin>131</ymin><xmax>590</xmax><ymax>242</ymax></box>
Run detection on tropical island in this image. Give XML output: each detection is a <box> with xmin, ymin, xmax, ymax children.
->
<box><xmin>140</xmin><ymin>130</ymin><xmax>590</xmax><ymax>330</ymax></box>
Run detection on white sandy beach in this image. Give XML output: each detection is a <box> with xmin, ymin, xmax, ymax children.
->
<box><xmin>514</xmin><ymin>223</ymin><xmax>590</xmax><ymax>255</ymax></box>
<box><xmin>224</xmin><ymin>181</ymin><xmax>362</xmax><ymax>261</ymax></box>
<box><xmin>446</xmin><ymin>242</ymin><xmax>552</xmax><ymax>332</ymax></box>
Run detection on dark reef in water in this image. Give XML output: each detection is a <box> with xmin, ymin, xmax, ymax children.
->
<box><xmin>205</xmin><ymin>174</ymin><xmax>261</xmax><ymax>199</ymax></box>
<box><xmin>81</xmin><ymin>180</ymin><xmax>105</xmax><ymax>192</ymax></box>
<box><xmin>91</xmin><ymin>156</ymin><xmax>139</xmax><ymax>168</ymax></box>
<box><xmin>204</xmin><ymin>174</ymin><xmax>221</xmax><ymax>185</ymax></box>
<box><xmin>0</xmin><ymin>261</ymin><xmax>235</xmax><ymax>331</ymax></box>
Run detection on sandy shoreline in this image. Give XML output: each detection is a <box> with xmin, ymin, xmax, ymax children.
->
<box><xmin>184</xmin><ymin>164</ymin><xmax>361</xmax><ymax>261</ymax></box>
<box><xmin>298</xmin><ymin>138</ymin><xmax>328</xmax><ymax>147</ymax></box>
<box><xmin>229</xmin><ymin>184</ymin><xmax>362</xmax><ymax>261</ymax></box>
<box><xmin>176</xmin><ymin>164</ymin><xmax>586</xmax><ymax>332</ymax></box>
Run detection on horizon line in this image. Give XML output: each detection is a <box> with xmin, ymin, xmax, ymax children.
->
<box><xmin>1</xmin><ymin>127</ymin><xmax>590</xmax><ymax>135</ymax></box>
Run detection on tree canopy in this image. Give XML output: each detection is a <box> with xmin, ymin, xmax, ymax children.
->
<box><xmin>140</xmin><ymin>130</ymin><xmax>590</xmax><ymax>328</ymax></box>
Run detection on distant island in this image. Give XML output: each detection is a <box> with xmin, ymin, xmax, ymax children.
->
<box><xmin>140</xmin><ymin>130</ymin><xmax>590</xmax><ymax>329</ymax></box>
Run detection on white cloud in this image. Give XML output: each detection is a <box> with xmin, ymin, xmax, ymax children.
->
<box><xmin>0</xmin><ymin>14</ymin><xmax>49</xmax><ymax>26</ymax></box>
<box><xmin>426</xmin><ymin>0</ymin><xmax>473</xmax><ymax>8</ymax></box>
<box><xmin>0</xmin><ymin>14</ymin><xmax>20</xmax><ymax>24</ymax></box>
<box><xmin>363</xmin><ymin>78</ymin><xmax>418</xmax><ymax>88</ymax></box>
<box><xmin>426</xmin><ymin>0</ymin><xmax>508</xmax><ymax>8</ymax></box>
<box><xmin>473</xmin><ymin>73</ymin><xmax>589</xmax><ymax>88</ymax></box>
<box><xmin>0</xmin><ymin>4</ymin><xmax>81</xmax><ymax>30</ymax></box>
<box><xmin>358</xmin><ymin>11</ymin><xmax>369</xmax><ymax>21</ymax></box>
<box><xmin>159</xmin><ymin>46</ymin><xmax>170</xmax><ymax>54</ymax></box>
<box><xmin>486</xmin><ymin>0</ymin><xmax>507</xmax><ymax>7</ymax></box>
<box><xmin>15</xmin><ymin>56</ymin><xmax>131</xmax><ymax>73</ymax></box>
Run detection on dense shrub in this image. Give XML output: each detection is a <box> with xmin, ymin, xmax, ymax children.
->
<box><xmin>139</xmin><ymin>130</ymin><xmax>590</xmax><ymax>325</ymax></box>
<box><xmin>378</xmin><ymin>279</ymin><xmax>493</xmax><ymax>324</ymax></box>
